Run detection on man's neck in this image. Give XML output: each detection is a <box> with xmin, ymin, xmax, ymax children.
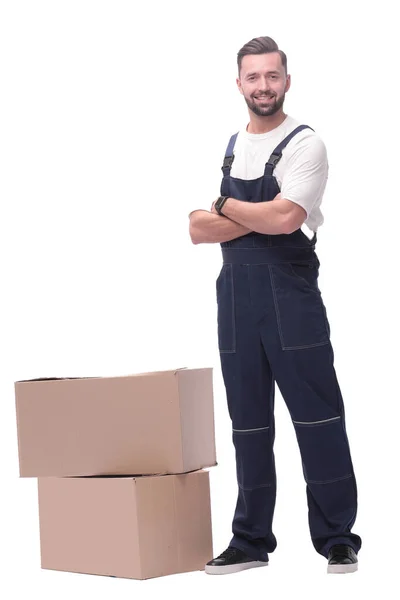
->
<box><xmin>246</xmin><ymin>111</ymin><xmax>287</xmax><ymax>134</ymax></box>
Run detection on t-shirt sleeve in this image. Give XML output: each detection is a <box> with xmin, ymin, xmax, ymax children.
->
<box><xmin>280</xmin><ymin>135</ymin><xmax>329</xmax><ymax>218</ymax></box>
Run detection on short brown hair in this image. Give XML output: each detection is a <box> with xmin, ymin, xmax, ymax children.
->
<box><xmin>237</xmin><ymin>36</ymin><xmax>287</xmax><ymax>77</ymax></box>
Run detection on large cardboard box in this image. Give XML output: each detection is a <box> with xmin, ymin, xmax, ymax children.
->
<box><xmin>15</xmin><ymin>367</ymin><xmax>216</xmax><ymax>477</ymax></box>
<box><xmin>38</xmin><ymin>470</ymin><xmax>213</xmax><ymax>580</ymax></box>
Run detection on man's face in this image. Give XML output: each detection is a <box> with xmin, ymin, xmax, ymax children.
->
<box><xmin>237</xmin><ymin>52</ymin><xmax>290</xmax><ymax>117</ymax></box>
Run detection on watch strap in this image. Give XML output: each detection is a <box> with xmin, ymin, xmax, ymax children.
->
<box><xmin>215</xmin><ymin>195</ymin><xmax>229</xmax><ymax>215</ymax></box>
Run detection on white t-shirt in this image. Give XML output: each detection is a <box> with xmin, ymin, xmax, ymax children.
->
<box><xmin>189</xmin><ymin>114</ymin><xmax>328</xmax><ymax>238</ymax></box>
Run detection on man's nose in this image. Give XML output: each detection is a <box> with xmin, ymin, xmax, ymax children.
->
<box><xmin>258</xmin><ymin>79</ymin><xmax>270</xmax><ymax>92</ymax></box>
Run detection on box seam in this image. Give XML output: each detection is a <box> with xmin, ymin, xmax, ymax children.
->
<box><xmin>172</xmin><ymin>476</ymin><xmax>181</xmax><ymax>572</ymax></box>
<box><xmin>175</xmin><ymin>372</ymin><xmax>185</xmax><ymax>472</ymax></box>
<box><xmin>132</xmin><ymin>479</ymin><xmax>143</xmax><ymax>578</ymax></box>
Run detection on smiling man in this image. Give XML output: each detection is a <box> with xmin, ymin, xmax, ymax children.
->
<box><xmin>189</xmin><ymin>36</ymin><xmax>362</xmax><ymax>575</ymax></box>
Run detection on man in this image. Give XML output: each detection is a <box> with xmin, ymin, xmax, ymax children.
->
<box><xmin>188</xmin><ymin>36</ymin><xmax>362</xmax><ymax>575</ymax></box>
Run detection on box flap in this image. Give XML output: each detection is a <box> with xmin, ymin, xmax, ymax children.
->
<box><xmin>15</xmin><ymin>377</ymin><xmax>93</xmax><ymax>383</ymax></box>
<box><xmin>15</xmin><ymin>368</ymin><xmax>191</xmax><ymax>384</ymax></box>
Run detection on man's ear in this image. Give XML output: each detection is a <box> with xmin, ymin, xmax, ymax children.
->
<box><xmin>236</xmin><ymin>78</ymin><xmax>244</xmax><ymax>95</ymax></box>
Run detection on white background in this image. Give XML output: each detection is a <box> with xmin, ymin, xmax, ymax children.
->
<box><xmin>1</xmin><ymin>0</ymin><xmax>399</xmax><ymax>598</ymax></box>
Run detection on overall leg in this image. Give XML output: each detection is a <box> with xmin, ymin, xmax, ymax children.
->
<box><xmin>217</xmin><ymin>263</ymin><xmax>277</xmax><ymax>562</ymax></box>
<box><xmin>259</xmin><ymin>262</ymin><xmax>362</xmax><ymax>558</ymax></box>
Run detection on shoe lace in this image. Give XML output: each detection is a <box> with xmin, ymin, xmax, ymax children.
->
<box><xmin>217</xmin><ymin>547</ymin><xmax>239</xmax><ymax>560</ymax></box>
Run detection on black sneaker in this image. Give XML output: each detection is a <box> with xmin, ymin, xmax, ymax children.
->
<box><xmin>327</xmin><ymin>544</ymin><xmax>358</xmax><ymax>574</ymax></box>
<box><xmin>205</xmin><ymin>546</ymin><xmax>269</xmax><ymax>575</ymax></box>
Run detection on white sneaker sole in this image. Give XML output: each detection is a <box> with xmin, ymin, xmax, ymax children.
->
<box><xmin>327</xmin><ymin>562</ymin><xmax>358</xmax><ymax>574</ymax></box>
<box><xmin>205</xmin><ymin>560</ymin><xmax>269</xmax><ymax>575</ymax></box>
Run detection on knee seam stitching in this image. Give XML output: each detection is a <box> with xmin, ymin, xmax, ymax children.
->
<box><xmin>238</xmin><ymin>482</ymin><xmax>273</xmax><ymax>490</ymax></box>
<box><xmin>233</xmin><ymin>426</ymin><xmax>270</xmax><ymax>433</ymax></box>
<box><xmin>306</xmin><ymin>473</ymin><xmax>353</xmax><ymax>485</ymax></box>
<box><xmin>293</xmin><ymin>416</ymin><xmax>341</xmax><ymax>426</ymax></box>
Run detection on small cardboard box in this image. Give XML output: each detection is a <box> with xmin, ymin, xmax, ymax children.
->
<box><xmin>38</xmin><ymin>470</ymin><xmax>213</xmax><ymax>579</ymax></box>
<box><xmin>15</xmin><ymin>367</ymin><xmax>216</xmax><ymax>477</ymax></box>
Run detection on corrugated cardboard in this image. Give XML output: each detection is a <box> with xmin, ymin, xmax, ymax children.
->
<box><xmin>15</xmin><ymin>367</ymin><xmax>216</xmax><ymax>477</ymax></box>
<box><xmin>38</xmin><ymin>470</ymin><xmax>213</xmax><ymax>579</ymax></box>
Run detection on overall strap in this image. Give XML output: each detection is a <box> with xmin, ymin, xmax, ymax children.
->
<box><xmin>221</xmin><ymin>132</ymin><xmax>239</xmax><ymax>176</ymax></box>
<box><xmin>264</xmin><ymin>125</ymin><xmax>315</xmax><ymax>176</ymax></box>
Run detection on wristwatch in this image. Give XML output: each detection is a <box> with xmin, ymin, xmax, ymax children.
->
<box><xmin>214</xmin><ymin>195</ymin><xmax>230</xmax><ymax>215</ymax></box>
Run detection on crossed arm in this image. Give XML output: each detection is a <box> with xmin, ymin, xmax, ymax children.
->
<box><xmin>188</xmin><ymin>194</ymin><xmax>307</xmax><ymax>244</ymax></box>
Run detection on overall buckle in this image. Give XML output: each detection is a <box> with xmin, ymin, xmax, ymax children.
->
<box><xmin>267</xmin><ymin>153</ymin><xmax>282</xmax><ymax>167</ymax></box>
<box><xmin>222</xmin><ymin>155</ymin><xmax>235</xmax><ymax>169</ymax></box>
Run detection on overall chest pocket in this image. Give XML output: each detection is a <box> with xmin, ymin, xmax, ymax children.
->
<box><xmin>270</xmin><ymin>262</ymin><xmax>330</xmax><ymax>351</ymax></box>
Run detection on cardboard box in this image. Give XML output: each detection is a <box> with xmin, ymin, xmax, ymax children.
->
<box><xmin>15</xmin><ymin>367</ymin><xmax>216</xmax><ymax>477</ymax></box>
<box><xmin>38</xmin><ymin>470</ymin><xmax>213</xmax><ymax>580</ymax></box>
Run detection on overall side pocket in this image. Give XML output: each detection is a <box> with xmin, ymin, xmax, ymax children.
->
<box><xmin>216</xmin><ymin>264</ymin><xmax>236</xmax><ymax>353</ymax></box>
<box><xmin>269</xmin><ymin>263</ymin><xmax>330</xmax><ymax>351</ymax></box>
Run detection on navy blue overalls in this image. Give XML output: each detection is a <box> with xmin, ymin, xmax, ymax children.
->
<box><xmin>217</xmin><ymin>125</ymin><xmax>362</xmax><ymax>561</ymax></box>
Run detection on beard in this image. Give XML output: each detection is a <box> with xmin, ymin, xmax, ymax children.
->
<box><xmin>245</xmin><ymin>92</ymin><xmax>285</xmax><ymax>117</ymax></box>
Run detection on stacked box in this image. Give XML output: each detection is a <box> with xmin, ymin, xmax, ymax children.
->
<box><xmin>15</xmin><ymin>367</ymin><xmax>217</xmax><ymax>579</ymax></box>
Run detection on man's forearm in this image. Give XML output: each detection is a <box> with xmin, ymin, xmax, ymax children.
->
<box><xmin>189</xmin><ymin>210</ymin><xmax>252</xmax><ymax>244</ymax></box>
<box><xmin>220</xmin><ymin>196</ymin><xmax>291</xmax><ymax>235</ymax></box>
